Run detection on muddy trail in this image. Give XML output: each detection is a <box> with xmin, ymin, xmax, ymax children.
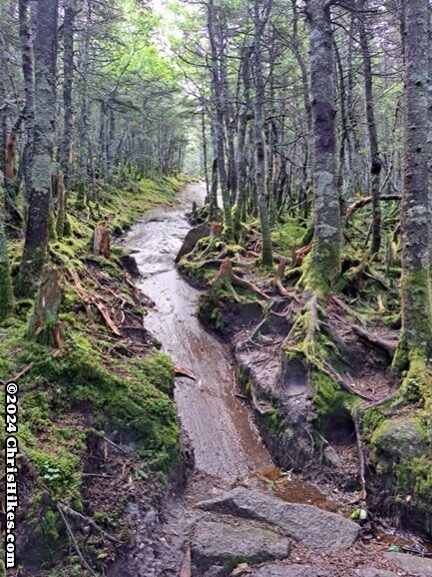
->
<box><xmin>113</xmin><ymin>183</ymin><xmax>431</xmax><ymax>577</ymax></box>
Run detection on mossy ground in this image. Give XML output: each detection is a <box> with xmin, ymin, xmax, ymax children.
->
<box><xmin>0</xmin><ymin>174</ymin><xmax>188</xmax><ymax>575</ymax></box>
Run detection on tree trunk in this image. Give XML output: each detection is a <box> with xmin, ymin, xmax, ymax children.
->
<box><xmin>0</xmin><ymin>172</ymin><xmax>14</xmax><ymax>321</ymax></box>
<box><xmin>207</xmin><ymin>0</ymin><xmax>233</xmax><ymax>238</ymax></box>
<box><xmin>59</xmin><ymin>0</ymin><xmax>76</xmax><ymax>236</ymax></box>
<box><xmin>17</xmin><ymin>4</ymin><xmax>34</xmax><ymax>164</ymax></box>
<box><xmin>304</xmin><ymin>0</ymin><xmax>341</xmax><ymax>292</ymax></box>
<box><xmin>253</xmin><ymin>0</ymin><xmax>273</xmax><ymax>266</ymax></box>
<box><xmin>394</xmin><ymin>0</ymin><xmax>432</xmax><ymax>372</ymax></box>
<box><xmin>358</xmin><ymin>0</ymin><xmax>382</xmax><ymax>256</ymax></box>
<box><xmin>27</xmin><ymin>264</ymin><xmax>63</xmax><ymax>347</ymax></box>
<box><xmin>18</xmin><ymin>0</ymin><xmax>59</xmax><ymax>296</ymax></box>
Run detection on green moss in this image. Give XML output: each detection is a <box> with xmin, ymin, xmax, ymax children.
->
<box><xmin>312</xmin><ymin>370</ymin><xmax>353</xmax><ymax>428</ymax></box>
<box><xmin>32</xmin><ymin>507</ymin><xmax>66</xmax><ymax>562</ymax></box>
<box><xmin>300</xmin><ymin>242</ymin><xmax>342</xmax><ymax>296</ymax></box>
<box><xmin>0</xmin><ymin>260</ymin><xmax>14</xmax><ymax>322</ymax></box>
<box><xmin>272</xmin><ymin>216</ymin><xmax>307</xmax><ymax>254</ymax></box>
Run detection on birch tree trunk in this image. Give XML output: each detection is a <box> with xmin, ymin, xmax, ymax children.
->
<box><xmin>304</xmin><ymin>0</ymin><xmax>341</xmax><ymax>292</ymax></box>
<box><xmin>18</xmin><ymin>0</ymin><xmax>58</xmax><ymax>296</ymax></box>
<box><xmin>394</xmin><ymin>0</ymin><xmax>432</xmax><ymax>374</ymax></box>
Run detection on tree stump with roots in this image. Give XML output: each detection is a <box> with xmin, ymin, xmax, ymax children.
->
<box><xmin>93</xmin><ymin>223</ymin><xmax>110</xmax><ymax>258</ymax></box>
<box><xmin>28</xmin><ymin>265</ymin><xmax>63</xmax><ymax>347</ymax></box>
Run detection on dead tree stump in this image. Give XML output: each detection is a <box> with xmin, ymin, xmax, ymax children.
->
<box><xmin>93</xmin><ymin>224</ymin><xmax>110</xmax><ymax>258</ymax></box>
<box><xmin>28</xmin><ymin>265</ymin><xmax>63</xmax><ymax>347</ymax></box>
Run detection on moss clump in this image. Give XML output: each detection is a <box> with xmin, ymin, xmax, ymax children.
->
<box><xmin>312</xmin><ymin>370</ymin><xmax>353</xmax><ymax>429</ymax></box>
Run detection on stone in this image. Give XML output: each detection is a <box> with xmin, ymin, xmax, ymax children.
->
<box><xmin>372</xmin><ymin>417</ymin><xmax>428</xmax><ymax>460</ymax></box>
<box><xmin>175</xmin><ymin>223</ymin><xmax>210</xmax><ymax>263</ymax></box>
<box><xmin>355</xmin><ymin>568</ymin><xmax>397</xmax><ymax>577</ymax></box>
<box><xmin>384</xmin><ymin>552</ymin><xmax>432</xmax><ymax>576</ymax></box>
<box><xmin>191</xmin><ymin>520</ymin><xmax>290</xmax><ymax>573</ymax></box>
<box><xmin>252</xmin><ymin>564</ymin><xmax>326</xmax><ymax>577</ymax></box>
<box><xmin>198</xmin><ymin>487</ymin><xmax>360</xmax><ymax>550</ymax></box>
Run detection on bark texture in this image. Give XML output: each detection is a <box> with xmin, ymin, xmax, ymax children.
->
<box><xmin>358</xmin><ymin>0</ymin><xmax>382</xmax><ymax>255</ymax></box>
<box><xmin>305</xmin><ymin>0</ymin><xmax>341</xmax><ymax>292</ymax></box>
<box><xmin>0</xmin><ymin>172</ymin><xmax>14</xmax><ymax>321</ymax></box>
<box><xmin>18</xmin><ymin>0</ymin><xmax>59</xmax><ymax>296</ymax></box>
<box><xmin>395</xmin><ymin>0</ymin><xmax>432</xmax><ymax>370</ymax></box>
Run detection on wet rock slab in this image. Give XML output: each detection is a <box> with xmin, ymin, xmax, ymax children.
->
<box><xmin>191</xmin><ymin>520</ymin><xmax>290</xmax><ymax>573</ymax></box>
<box><xmin>384</xmin><ymin>552</ymin><xmax>432</xmax><ymax>576</ymax></box>
<box><xmin>198</xmin><ymin>487</ymin><xmax>360</xmax><ymax>550</ymax></box>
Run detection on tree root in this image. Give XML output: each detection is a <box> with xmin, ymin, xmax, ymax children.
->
<box><xmin>211</xmin><ymin>258</ymin><xmax>269</xmax><ymax>300</ymax></box>
<box><xmin>352</xmin><ymin>325</ymin><xmax>397</xmax><ymax>358</ymax></box>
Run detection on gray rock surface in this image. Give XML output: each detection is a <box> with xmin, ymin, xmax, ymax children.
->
<box><xmin>355</xmin><ymin>568</ymin><xmax>398</xmax><ymax>577</ymax></box>
<box><xmin>252</xmin><ymin>564</ymin><xmax>327</xmax><ymax>577</ymax></box>
<box><xmin>191</xmin><ymin>520</ymin><xmax>290</xmax><ymax>573</ymax></box>
<box><xmin>198</xmin><ymin>487</ymin><xmax>360</xmax><ymax>550</ymax></box>
<box><xmin>384</xmin><ymin>552</ymin><xmax>432</xmax><ymax>576</ymax></box>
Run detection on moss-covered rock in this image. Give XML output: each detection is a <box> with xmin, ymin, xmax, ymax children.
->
<box><xmin>371</xmin><ymin>416</ymin><xmax>429</xmax><ymax>460</ymax></box>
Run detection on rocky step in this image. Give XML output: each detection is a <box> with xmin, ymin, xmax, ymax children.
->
<box><xmin>197</xmin><ymin>487</ymin><xmax>360</xmax><ymax>550</ymax></box>
<box><xmin>191</xmin><ymin>520</ymin><xmax>291</xmax><ymax>576</ymax></box>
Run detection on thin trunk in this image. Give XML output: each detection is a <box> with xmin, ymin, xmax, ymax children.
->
<box><xmin>253</xmin><ymin>0</ymin><xmax>273</xmax><ymax>266</ymax></box>
<box><xmin>358</xmin><ymin>0</ymin><xmax>382</xmax><ymax>256</ymax></box>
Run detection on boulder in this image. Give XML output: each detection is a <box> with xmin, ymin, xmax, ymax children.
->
<box><xmin>372</xmin><ymin>417</ymin><xmax>428</xmax><ymax>460</ymax></box>
<box><xmin>191</xmin><ymin>520</ymin><xmax>290</xmax><ymax>574</ymax></box>
<box><xmin>175</xmin><ymin>223</ymin><xmax>210</xmax><ymax>263</ymax></box>
<box><xmin>198</xmin><ymin>487</ymin><xmax>360</xmax><ymax>550</ymax></box>
<box><xmin>384</xmin><ymin>552</ymin><xmax>432</xmax><ymax>576</ymax></box>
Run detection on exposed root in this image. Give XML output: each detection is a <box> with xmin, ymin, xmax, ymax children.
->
<box><xmin>352</xmin><ymin>325</ymin><xmax>397</xmax><ymax>358</ymax></box>
<box><xmin>211</xmin><ymin>258</ymin><xmax>269</xmax><ymax>300</ymax></box>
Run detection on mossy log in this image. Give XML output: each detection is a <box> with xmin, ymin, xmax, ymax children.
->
<box><xmin>28</xmin><ymin>265</ymin><xmax>63</xmax><ymax>347</ymax></box>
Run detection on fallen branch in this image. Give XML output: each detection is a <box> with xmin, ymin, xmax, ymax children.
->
<box><xmin>351</xmin><ymin>406</ymin><xmax>367</xmax><ymax>501</ymax></box>
<box><xmin>345</xmin><ymin>194</ymin><xmax>401</xmax><ymax>222</ymax></box>
<box><xmin>56</xmin><ymin>504</ymin><xmax>99</xmax><ymax>577</ymax></box>
<box><xmin>175</xmin><ymin>366</ymin><xmax>196</xmax><ymax>380</ymax></box>
<box><xmin>58</xmin><ymin>503</ymin><xmax>122</xmax><ymax>544</ymax></box>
